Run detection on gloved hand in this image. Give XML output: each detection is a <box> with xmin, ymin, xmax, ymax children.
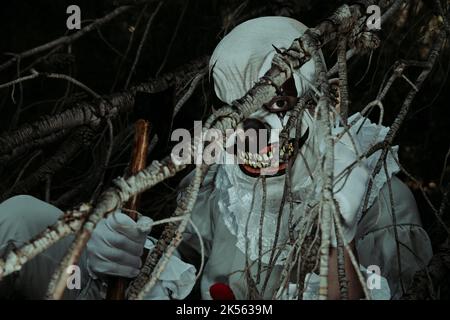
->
<box><xmin>86</xmin><ymin>211</ymin><xmax>153</xmax><ymax>279</ymax></box>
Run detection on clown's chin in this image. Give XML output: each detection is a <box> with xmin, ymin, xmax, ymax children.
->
<box><xmin>237</xmin><ymin>127</ymin><xmax>309</xmax><ymax>178</ymax></box>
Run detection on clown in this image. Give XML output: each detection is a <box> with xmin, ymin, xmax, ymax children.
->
<box><xmin>0</xmin><ymin>17</ymin><xmax>432</xmax><ymax>300</ymax></box>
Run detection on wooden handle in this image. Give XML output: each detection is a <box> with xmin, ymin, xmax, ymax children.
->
<box><xmin>106</xmin><ymin>119</ymin><xmax>150</xmax><ymax>300</ymax></box>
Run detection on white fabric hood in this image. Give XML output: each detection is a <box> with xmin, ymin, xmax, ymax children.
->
<box><xmin>210</xmin><ymin>16</ymin><xmax>318</xmax><ymax>104</ymax></box>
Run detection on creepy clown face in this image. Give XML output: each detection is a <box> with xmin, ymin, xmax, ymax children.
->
<box><xmin>210</xmin><ymin>16</ymin><xmax>323</xmax><ymax>181</ymax></box>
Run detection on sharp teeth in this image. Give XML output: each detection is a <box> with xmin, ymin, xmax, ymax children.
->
<box><xmin>240</xmin><ymin>151</ymin><xmax>275</xmax><ymax>170</ymax></box>
<box><xmin>163</xmin><ymin>167</ymin><xmax>170</xmax><ymax>176</ymax></box>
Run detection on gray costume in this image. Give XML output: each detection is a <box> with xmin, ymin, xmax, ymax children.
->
<box><xmin>0</xmin><ymin>17</ymin><xmax>432</xmax><ymax>300</ymax></box>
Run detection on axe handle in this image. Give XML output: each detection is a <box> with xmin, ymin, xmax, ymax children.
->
<box><xmin>106</xmin><ymin>119</ymin><xmax>150</xmax><ymax>300</ymax></box>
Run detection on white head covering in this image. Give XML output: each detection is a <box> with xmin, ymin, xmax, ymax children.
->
<box><xmin>210</xmin><ymin>16</ymin><xmax>318</xmax><ymax>104</ymax></box>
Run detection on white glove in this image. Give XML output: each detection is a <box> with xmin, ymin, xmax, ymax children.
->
<box><xmin>87</xmin><ymin>211</ymin><xmax>153</xmax><ymax>279</ymax></box>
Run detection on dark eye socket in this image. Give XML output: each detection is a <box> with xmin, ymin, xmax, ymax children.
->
<box><xmin>264</xmin><ymin>96</ymin><xmax>297</xmax><ymax>113</ymax></box>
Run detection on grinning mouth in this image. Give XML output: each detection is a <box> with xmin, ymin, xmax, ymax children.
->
<box><xmin>238</xmin><ymin>127</ymin><xmax>309</xmax><ymax>177</ymax></box>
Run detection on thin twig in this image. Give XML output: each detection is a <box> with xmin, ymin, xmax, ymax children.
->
<box><xmin>0</xmin><ymin>5</ymin><xmax>143</xmax><ymax>72</ymax></box>
<box><xmin>124</xmin><ymin>2</ymin><xmax>163</xmax><ymax>89</ymax></box>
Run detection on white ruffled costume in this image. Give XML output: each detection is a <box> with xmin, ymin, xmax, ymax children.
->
<box><xmin>0</xmin><ymin>17</ymin><xmax>433</xmax><ymax>301</ymax></box>
<box><xmin>172</xmin><ymin>16</ymin><xmax>433</xmax><ymax>300</ymax></box>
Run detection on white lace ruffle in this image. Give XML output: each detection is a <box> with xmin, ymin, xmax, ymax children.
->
<box><xmin>215</xmin><ymin>165</ymin><xmax>295</xmax><ymax>265</ymax></box>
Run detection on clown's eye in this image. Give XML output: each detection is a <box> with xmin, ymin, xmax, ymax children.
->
<box><xmin>264</xmin><ymin>96</ymin><xmax>297</xmax><ymax>113</ymax></box>
<box><xmin>275</xmin><ymin>100</ymin><xmax>287</xmax><ymax>109</ymax></box>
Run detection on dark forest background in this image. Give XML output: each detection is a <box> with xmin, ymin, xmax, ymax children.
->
<box><xmin>0</xmin><ymin>0</ymin><xmax>449</xmax><ymax>299</ymax></box>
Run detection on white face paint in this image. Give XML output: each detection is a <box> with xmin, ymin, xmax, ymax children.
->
<box><xmin>232</xmin><ymin>106</ymin><xmax>316</xmax><ymax>180</ymax></box>
<box><xmin>210</xmin><ymin>16</ymin><xmax>324</xmax><ymax>183</ymax></box>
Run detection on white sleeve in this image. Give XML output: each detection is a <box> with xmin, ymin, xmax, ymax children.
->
<box><xmin>331</xmin><ymin>138</ymin><xmax>370</xmax><ymax>247</ymax></box>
